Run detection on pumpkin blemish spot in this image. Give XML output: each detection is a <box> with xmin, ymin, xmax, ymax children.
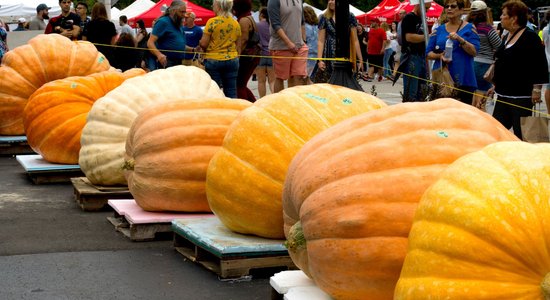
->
<box><xmin>304</xmin><ymin>93</ymin><xmax>328</xmax><ymax>104</ymax></box>
<box><xmin>342</xmin><ymin>98</ymin><xmax>353</xmax><ymax>105</ymax></box>
<box><xmin>437</xmin><ymin>131</ymin><xmax>449</xmax><ymax>138</ymax></box>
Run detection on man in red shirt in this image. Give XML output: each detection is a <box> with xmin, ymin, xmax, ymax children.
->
<box><xmin>366</xmin><ymin>20</ymin><xmax>387</xmax><ymax>81</ymax></box>
<box><xmin>45</xmin><ymin>0</ymin><xmax>80</xmax><ymax>40</ymax></box>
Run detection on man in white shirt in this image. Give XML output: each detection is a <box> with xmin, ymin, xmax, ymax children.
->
<box><xmin>29</xmin><ymin>3</ymin><xmax>51</xmax><ymax>30</ymax></box>
<box><xmin>119</xmin><ymin>15</ymin><xmax>135</xmax><ymax>37</ymax></box>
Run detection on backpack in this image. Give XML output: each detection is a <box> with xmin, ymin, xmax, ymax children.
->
<box><xmin>243</xmin><ymin>16</ymin><xmax>261</xmax><ymax>55</ymax></box>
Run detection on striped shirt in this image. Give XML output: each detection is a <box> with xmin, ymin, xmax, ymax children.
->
<box><xmin>474</xmin><ymin>23</ymin><xmax>502</xmax><ymax>64</ymax></box>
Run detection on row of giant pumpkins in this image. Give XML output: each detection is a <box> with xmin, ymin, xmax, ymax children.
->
<box><xmin>2</xmin><ymin>34</ymin><xmax>550</xmax><ymax>299</ymax></box>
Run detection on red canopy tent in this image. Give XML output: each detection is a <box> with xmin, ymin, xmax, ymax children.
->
<box><xmin>128</xmin><ymin>0</ymin><xmax>215</xmax><ymax>28</ymax></box>
<box><xmin>356</xmin><ymin>0</ymin><xmax>403</xmax><ymax>25</ymax></box>
<box><xmin>356</xmin><ymin>0</ymin><xmax>444</xmax><ymax>26</ymax></box>
<box><xmin>400</xmin><ymin>0</ymin><xmax>444</xmax><ymax>25</ymax></box>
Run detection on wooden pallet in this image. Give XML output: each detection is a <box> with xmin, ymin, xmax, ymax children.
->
<box><xmin>16</xmin><ymin>154</ymin><xmax>83</xmax><ymax>184</ymax></box>
<box><xmin>172</xmin><ymin>217</ymin><xmax>296</xmax><ymax>279</ymax></box>
<box><xmin>107</xmin><ymin>199</ymin><xmax>213</xmax><ymax>242</ymax></box>
<box><xmin>71</xmin><ymin>177</ymin><xmax>132</xmax><ymax>211</ymax></box>
<box><xmin>270</xmin><ymin>270</ymin><xmax>331</xmax><ymax>300</ymax></box>
<box><xmin>0</xmin><ymin>136</ymin><xmax>34</xmax><ymax>156</ymax></box>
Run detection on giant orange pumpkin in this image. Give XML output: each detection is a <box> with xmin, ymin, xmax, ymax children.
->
<box><xmin>0</xmin><ymin>34</ymin><xmax>111</xmax><ymax>135</ymax></box>
<box><xmin>282</xmin><ymin>99</ymin><xmax>519</xmax><ymax>300</ymax></box>
<box><xmin>395</xmin><ymin>141</ymin><xmax>550</xmax><ymax>299</ymax></box>
<box><xmin>23</xmin><ymin>69</ymin><xmax>145</xmax><ymax>164</ymax></box>
<box><xmin>124</xmin><ymin>99</ymin><xmax>252</xmax><ymax>212</ymax></box>
<box><xmin>206</xmin><ymin>84</ymin><xmax>387</xmax><ymax>239</ymax></box>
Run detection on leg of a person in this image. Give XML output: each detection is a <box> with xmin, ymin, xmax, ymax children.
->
<box><xmin>545</xmin><ymin>88</ymin><xmax>550</xmax><ymax>112</ymax></box>
<box><xmin>510</xmin><ymin>98</ymin><xmax>534</xmax><ymax>140</ymax></box>
<box><xmin>456</xmin><ymin>86</ymin><xmax>475</xmax><ymax>105</ymax></box>
<box><xmin>267</xmin><ymin>66</ymin><xmax>276</xmax><ymax>93</ymax></box>
<box><xmin>272</xmin><ymin>50</ymin><xmax>291</xmax><ymax>93</ymax></box>
<box><xmin>383</xmin><ymin>48</ymin><xmax>392</xmax><ymax>77</ymax></box>
<box><xmin>237</xmin><ymin>56</ymin><xmax>259</xmax><ymax>102</ymax></box>
<box><xmin>492</xmin><ymin>97</ymin><xmax>514</xmax><ymax>132</ymax></box>
<box><xmin>221</xmin><ymin>58</ymin><xmax>239</xmax><ymax>99</ymax></box>
<box><xmin>256</xmin><ymin>65</ymin><xmax>268</xmax><ymax>98</ymax></box>
<box><xmin>403</xmin><ymin>55</ymin><xmax>426</xmax><ymax>102</ymax></box>
<box><xmin>288</xmin><ymin>46</ymin><xmax>308</xmax><ymax>88</ymax></box>
<box><xmin>205</xmin><ymin>59</ymin><xmax>223</xmax><ymax>90</ymax></box>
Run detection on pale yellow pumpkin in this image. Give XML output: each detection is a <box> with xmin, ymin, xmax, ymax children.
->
<box><xmin>79</xmin><ymin>66</ymin><xmax>224</xmax><ymax>186</ymax></box>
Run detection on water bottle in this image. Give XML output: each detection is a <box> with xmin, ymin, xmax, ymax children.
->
<box><xmin>444</xmin><ymin>38</ymin><xmax>453</xmax><ymax>61</ymax></box>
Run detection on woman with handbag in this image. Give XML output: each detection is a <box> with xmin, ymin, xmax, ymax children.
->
<box><xmin>490</xmin><ymin>0</ymin><xmax>548</xmax><ymax>140</ymax></box>
<box><xmin>426</xmin><ymin>0</ymin><xmax>479</xmax><ymax>104</ymax></box>
<box><xmin>233</xmin><ymin>0</ymin><xmax>260</xmax><ymax>102</ymax></box>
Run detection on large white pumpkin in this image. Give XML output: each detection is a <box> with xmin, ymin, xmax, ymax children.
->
<box><xmin>79</xmin><ymin>66</ymin><xmax>224</xmax><ymax>186</ymax></box>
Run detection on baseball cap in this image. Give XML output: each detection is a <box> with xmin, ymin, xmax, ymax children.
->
<box><xmin>18</xmin><ymin>17</ymin><xmax>26</xmax><ymax>23</ymax></box>
<box><xmin>470</xmin><ymin>0</ymin><xmax>487</xmax><ymax>11</ymax></box>
<box><xmin>36</xmin><ymin>3</ymin><xmax>51</xmax><ymax>12</ymax></box>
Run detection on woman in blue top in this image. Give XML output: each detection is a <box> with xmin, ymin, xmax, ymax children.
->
<box><xmin>426</xmin><ymin>0</ymin><xmax>480</xmax><ymax>105</ymax></box>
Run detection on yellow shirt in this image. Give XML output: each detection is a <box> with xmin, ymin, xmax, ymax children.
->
<box><xmin>204</xmin><ymin>16</ymin><xmax>241</xmax><ymax>61</ymax></box>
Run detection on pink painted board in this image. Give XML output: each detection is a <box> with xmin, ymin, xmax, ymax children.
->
<box><xmin>108</xmin><ymin>199</ymin><xmax>213</xmax><ymax>224</ymax></box>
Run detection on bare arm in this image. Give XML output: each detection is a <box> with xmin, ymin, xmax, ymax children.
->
<box><xmin>317</xmin><ymin>28</ymin><xmax>326</xmax><ymax>70</ymax></box>
<box><xmin>351</xmin><ymin>26</ymin><xmax>363</xmax><ymax>69</ymax></box>
<box><xmin>147</xmin><ymin>34</ymin><xmax>167</xmax><ymax>67</ymax></box>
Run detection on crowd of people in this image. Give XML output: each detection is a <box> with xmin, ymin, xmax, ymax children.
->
<box><xmin>1</xmin><ymin>0</ymin><xmax>550</xmax><ymax>141</ymax></box>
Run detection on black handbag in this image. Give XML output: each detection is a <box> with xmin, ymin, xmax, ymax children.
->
<box><xmin>244</xmin><ymin>16</ymin><xmax>260</xmax><ymax>55</ymax></box>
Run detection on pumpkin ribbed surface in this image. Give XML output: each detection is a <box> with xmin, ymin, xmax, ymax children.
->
<box><xmin>395</xmin><ymin>141</ymin><xmax>550</xmax><ymax>300</ymax></box>
<box><xmin>124</xmin><ymin>99</ymin><xmax>252</xmax><ymax>212</ymax></box>
<box><xmin>282</xmin><ymin>99</ymin><xmax>519</xmax><ymax>300</ymax></box>
<box><xmin>0</xmin><ymin>34</ymin><xmax>111</xmax><ymax>135</ymax></box>
<box><xmin>206</xmin><ymin>84</ymin><xmax>387</xmax><ymax>239</ymax></box>
<box><xmin>23</xmin><ymin>69</ymin><xmax>145</xmax><ymax>164</ymax></box>
<box><xmin>79</xmin><ymin>66</ymin><xmax>224</xmax><ymax>186</ymax></box>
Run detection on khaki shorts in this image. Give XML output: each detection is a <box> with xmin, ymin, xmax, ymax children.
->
<box><xmin>271</xmin><ymin>45</ymin><xmax>308</xmax><ymax>80</ymax></box>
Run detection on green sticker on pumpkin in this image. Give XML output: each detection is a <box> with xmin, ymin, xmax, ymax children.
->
<box><xmin>71</xmin><ymin>83</ymin><xmax>77</xmax><ymax>89</ymax></box>
<box><xmin>342</xmin><ymin>98</ymin><xmax>352</xmax><ymax>105</ymax></box>
<box><xmin>98</xmin><ymin>56</ymin><xmax>105</xmax><ymax>63</ymax></box>
<box><xmin>437</xmin><ymin>131</ymin><xmax>448</xmax><ymax>138</ymax></box>
<box><xmin>304</xmin><ymin>93</ymin><xmax>328</xmax><ymax>104</ymax></box>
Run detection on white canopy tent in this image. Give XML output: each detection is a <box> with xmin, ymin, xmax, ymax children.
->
<box><xmin>112</xmin><ymin>0</ymin><xmax>155</xmax><ymax>20</ymax></box>
<box><xmin>349</xmin><ymin>4</ymin><xmax>365</xmax><ymax>16</ymax></box>
<box><xmin>322</xmin><ymin>4</ymin><xmax>365</xmax><ymax>17</ymax></box>
<box><xmin>0</xmin><ymin>0</ymin><xmax>61</xmax><ymax>17</ymax></box>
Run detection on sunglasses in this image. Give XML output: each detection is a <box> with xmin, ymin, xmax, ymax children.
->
<box><xmin>446</xmin><ymin>4</ymin><xmax>459</xmax><ymax>9</ymax></box>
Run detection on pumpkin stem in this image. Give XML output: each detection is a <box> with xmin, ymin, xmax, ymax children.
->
<box><xmin>284</xmin><ymin>221</ymin><xmax>306</xmax><ymax>251</ymax></box>
<box><xmin>542</xmin><ymin>272</ymin><xmax>550</xmax><ymax>299</ymax></box>
<box><xmin>121</xmin><ymin>159</ymin><xmax>135</xmax><ymax>171</ymax></box>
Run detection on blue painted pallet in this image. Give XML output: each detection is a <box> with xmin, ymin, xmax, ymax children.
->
<box><xmin>16</xmin><ymin>154</ymin><xmax>83</xmax><ymax>184</ymax></box>
<box><xmin>172</xmin><ymin>217</ymin><xmax>296</xmax><ymax>278</ymax></box>
<box><xmin>0</xmin><ymin>136</ymin><xmax>34</xmax><ymax>155</ymax></box>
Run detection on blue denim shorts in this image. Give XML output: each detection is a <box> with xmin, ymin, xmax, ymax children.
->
<box><xmin>474</xmin><ymin>61</ymin><xmax>492</xmax><ymax>92</ymax></box>
<box><xmin>258</xmin><ymin>57</ymin><xmax>272</xmax><ymax>67</ymax></box>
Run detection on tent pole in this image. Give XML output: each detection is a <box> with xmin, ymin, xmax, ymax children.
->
<box><xmin>329</xmin><ymin>0</ymin><xmax>363</xmax><ymax>91</ymax></box>
<box><xmin>103</xmin><ymin>0</ymin><xmax>112</xmax><ymax>20</ymax></box>
<box><xmin>418</xmin><ymin>0</ymin><xmax>430</xmax><ymax>75</ymax></box>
